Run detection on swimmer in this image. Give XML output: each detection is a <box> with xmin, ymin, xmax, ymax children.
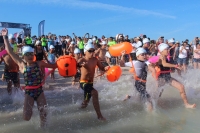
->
<box><xmin>95</xmin><ymin>41</ymin><xmax>109</xmax><ymax>78</ymax></box>
<box><xmin>0</xmin><ymin>37</ymin><xmax>20</xmax><ymax>95</ymax></box>
<box><xmin>120</xmin><ymin>48</ymin><xmax>156</xmax><ymax>112</ymax></box>
<box><xmin>72</xmin><ymin>47</ymin><xmax>81</xmax><ymax>87</ymax></box>
<box><xmin>156</xmin><ymin>43</ymin><xmax>196</xmax><ymax>109</ymax></box>
<box><xmin>77</xmin><ymin>41</ymin><xmax>109</xmax><ymax>121</ymax></box>
<box><xmin>2</xmin><ymin>29</ymin><xmax>57</xmax><ymax>127</ymax></box>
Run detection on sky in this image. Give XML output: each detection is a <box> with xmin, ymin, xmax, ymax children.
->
<box><xmin>0</xmin><ymin>0</ymin><xmax>200</xmax><ymax>42</ymax></box>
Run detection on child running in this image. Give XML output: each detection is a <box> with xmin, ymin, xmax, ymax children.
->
<box><xmin>47</xmin><ymin>45</ymin><xmax>57</xmax><ymax>80</ymax></box>
<box><xmin>156</xmin><ymin>43</ymin><xmax>196</xmax><ymax>108</ymax></box>
<box><xmin>77</xmin><ymin>41</ymin><xmax>109</xmax><ymax>121</ymax></box>
<box><xmin>2</xmin><ymin>29</ymin><xmax>57</xmax><ymax>127</ymax></box>
<box><xmin>120</xmin><ymin>48</ymin><xmax>155</xmax><ymax>112</ymax></box>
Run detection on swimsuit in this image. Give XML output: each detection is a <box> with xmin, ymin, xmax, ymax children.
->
<box><xmin>158</xmin><ymin>59</ymin><xmax>172</xmax><ymax>83</ymax></box>
<box><xmin>23</xmin><ymin>62</ymin><xmax>43</xmax><ymax>101</ymax></box>
<box><xmin>80</xmin><ymin>80</ymin><xmax>94</xmax><ymax>101</ymax></box>
<box><xmin>4</xmin><ymin>70</ymin><xmax>19</xmax><ymax>84</ymax></box>
<box><xmin>35</xmin><ymin>48</ymin><xmax>44</xmax><ymax>61</ymax></box>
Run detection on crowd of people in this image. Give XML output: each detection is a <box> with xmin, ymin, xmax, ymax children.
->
<box><xmin>0</xmin><ymin>29</ymin><xmax>199</xmax><ymax>128</ymax></box>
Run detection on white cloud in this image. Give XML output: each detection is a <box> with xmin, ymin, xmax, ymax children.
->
<box><xmin>6</xmin><ymin>0</ymin><xmax>176</xmax><ymax>19</ymax></box>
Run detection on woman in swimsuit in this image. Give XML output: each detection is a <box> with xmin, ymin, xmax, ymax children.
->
<box><xmin>2</xmin><ymin>29</ymin><xmax>57</xmax><ymax>128</ymax></box>
<box><xmin>34</xmin><ymin>40</ymin><xmax>48</xmax><ymax>62</ymax></box>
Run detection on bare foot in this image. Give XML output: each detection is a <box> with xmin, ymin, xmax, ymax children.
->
<box><xmin>123</xmin><ymin>95</ymin><xmax>131</xmax><ymax>101</ymax></box>
<box><xmin>185</xmin><ymin>103</ymin><xmax>196</xmax><ymax>109</ymax></box>
<box><xmin>72</xmin><ymin>82</ymin><xmax>75</xmax><ymax>86</ymax></box>
<box><xmin>81</xmin><ymin>102</ymin><xmax>88</xmax><ymax>108</ymax></box>
<box><xmin>98</xmin><ymin>116</ymin><xmax>106</xmax><ymax>121</ymax></box>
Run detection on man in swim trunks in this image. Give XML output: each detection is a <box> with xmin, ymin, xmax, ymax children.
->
<box><xmin>0</xmin><ymin>39</ymin><xmax>20</xmax><ymax>94</ymax></box>
<box><xmin>156</xmin><ymin>43</ymin><xmax>196</xmax><ymax>109</ymax></box>
<box><xmin>78</xmin><ymin>41</ymin><xmax>109</xmax><ymax>121</ymax></box>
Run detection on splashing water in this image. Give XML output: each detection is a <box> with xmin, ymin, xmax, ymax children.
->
<box><xmin>0</xmin><ymin>69</ymin><xmax>200</xmax><ymax>133</ymax></box>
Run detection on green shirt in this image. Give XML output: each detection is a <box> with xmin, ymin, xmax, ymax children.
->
<box><xmin>25</xmin><ymin>37</ymin><xmax>32</xmax><ymax>45</ymax></box>
<box><xmin>78</xmin><ymin>41</ymin><xmax>84</xmax><ymax>49</ymax></box>
<box><xmin>41</xmin><ymin>38</ymin><xmax>47</xmax><ymax>46</ymax></box>
<box><xmin>108</xmin><ymin>41</ymin><xmax>116</xmax><ymax>46</ymax></box>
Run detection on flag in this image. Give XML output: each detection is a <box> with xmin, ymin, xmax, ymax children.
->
<box><xmin>38</xmin><ymin>20</ymin><xmax>45</xmax><ymax>37</ymax></box>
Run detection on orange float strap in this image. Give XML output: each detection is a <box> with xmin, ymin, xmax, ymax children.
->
<box><xmin>128</xmin><ymin>54</ymin><xmax>146</xmax><ymax>83</ymax></box>
<box><xmin>21</xmin><ymin>68</ymin><xmax>55</xmax><ymax>90</ymax></box>
<box><xmin>153</xmin><ymin>66</ymin><xmax>172</xmax><ymax>80</ymax></box>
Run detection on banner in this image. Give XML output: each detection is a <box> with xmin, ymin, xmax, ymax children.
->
<box><xmin>38</xmin><ymin>20</ymin><xmax>45</xmax><ymax>37</ymax></box>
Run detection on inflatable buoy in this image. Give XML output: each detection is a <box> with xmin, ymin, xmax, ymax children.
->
<box><xmin>148</xmin><ymin>56</ymin><xmax>159</xmax><ymax>63</ymax></box>
<box><xmin>109</xmin><ymin>42</ymin><xmax>133</xmax><ymax>56</ymax></box>
<box><xmin>106</xmin><ymin>66</ymin><xmax>122</xmax><ymax>82</ymax></box>
<box><xmin>33</xmin><ymin>55</ymin><xmax>36</xmax><ymax>61</ymax></box>
<box><xmin>57</xmin><ymin>55</ymin><xmax>77</xmax><ymax>77</ymax></box>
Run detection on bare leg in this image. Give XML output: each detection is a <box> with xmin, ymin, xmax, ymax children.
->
<box><xmin>170</xmin><ymin>78</ymin><xmax>196</xmax><ymax>108</ymax></box>
<box><xmin>194</xmin><ymin>62</ymin><xmax>197</xmax><ymax>69</ymax></box>
<box><xmin>7</xmin><ymin>80</ymin><xmax>12</xmax><ymax>95</ymax></box>
<box><xmin>91</xmin><ymin>89</ymin><xmax>106</xmax><ymax>121</ymax></box>
<box><xmin>81</xmin><ymin>99</ymin><xmax>89</xmax><ymax>108</ymax></box>
<box><xmin>36</xmin><ymin>92</ymin><xmax>47</xmax><ymax>128</ymax></box>
<box><xmin>1</xmin><ymin>74</ymin><xmax>4</xmax><ymax>81</ymax></box>
<box><xmin>123</xmin><ymin>95</ymin><xmax>131</xmax><ymax>101</ymax></box>
<box><xmin>198</xmin><ymin>62</ymin><xmax>200</xmax><ymax>70</ymax></box>
<box><xmin>23</xmin><ymin>94</ymin><xmax>34</xmax><ymax>121</ymax></box>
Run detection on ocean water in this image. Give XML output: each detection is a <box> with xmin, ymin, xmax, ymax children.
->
<box><xmin>0</xmin><ymin>69</ymin><xmax>200</xmax><ymax>133</ymax></box>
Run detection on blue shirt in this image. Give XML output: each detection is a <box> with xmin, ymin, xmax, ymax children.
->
<box><xmin>47</xmin><ymin>52</ymin><xmax>56</xmax><ymax>64</ymax></box>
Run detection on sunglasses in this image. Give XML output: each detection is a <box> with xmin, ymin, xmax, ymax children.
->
<box><xmin>37</xmin><ymin>45</ymin><xmax>42</xmax><ymax>46</ymax></box>
<box><xmin>88</xmin><ymin>49</ymin><xmax>95</xmax><ymax>53</ymax></box>
<box><xmin>24</xmin><ymin>52</ymin><xmax>34</xmax><ymax>56</ymax></box>
<box><xmin>140</xmin><ymin>53</ymin><xmax>147</xmax><ymax>56</ymax></box>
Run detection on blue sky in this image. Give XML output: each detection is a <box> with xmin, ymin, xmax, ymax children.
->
<box><xmin>1</xmin><ymin>0</ymin><xmax>200</xmax><ymax>42</ymax></box>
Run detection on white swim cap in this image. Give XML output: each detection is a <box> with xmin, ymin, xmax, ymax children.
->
<box><xmin>74</xmin><ymin>48</ymin><xmax>80</xmax><ymax>54</ymax></box>
<box><xmin>35</xmin><ymin>40</ymin><xmax>41</xmax><ymax>45</ymax></box>
<box><xmin>8</xmin><ymin>34</ymin><xmax>14</xmax><ymax>39</ymax></box>
<box><xmin>92</xmin><ymin>38</ymin><xmax>96</xmax><ymax>41</ymax></box>
<box><xmin>158</xmin><ymin>43</ymin><xmax>169</xmax><ymax>52</ymax></box>
<box><xmin>136</xmin><ymin>47</ymin><xmax>147</xmax><ymax>56</ymax></box>
<box><xmin>101</xmin><ymin>41</ymin><xmax>107</xmax><ymax>45</ymax></box>
<box><xmin>84</xmin><ymin>42</ymin><xmax>94</xmax><ymax>53</ymax></box>
<box><xmin>143</xmin><ymin>38</ymin><xmax>150</xmax><ymax>44</ymax></box>
<box><xmin>22</xmin><ymin>46</ymin><xmax>34</xmax><ymax>55</ymax></box>
<box><xmin>71</xmin><ymin>41</ymin><xmax>75</xmax><ymax>45</ymax></box>
<box><xmin>168</xmin><ymin>38</ymin><xmax>175</xmax><ymax>43</ymax></box>
<box><xmin>50</xmin><ymin>45</ymin><xmax>55</xmax><ymax>49</ymax></box>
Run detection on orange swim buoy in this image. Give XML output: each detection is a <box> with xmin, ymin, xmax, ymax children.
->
<box><xmin>106</xmin><ymin>66</ymin><xmax>122</xmax><ymax>82</ymax></box>
<box><xmin>109</xmin><ymin>42</ymin><xmax>133</xmax><ymax>56</ymax></box>
<box><xmin>57</xmin><ymin>55</ymin><xmax>77</xmax><ymax>77</ymax></box>
<box><xmin>33</xmin><ymin>55</ymin><xmax>36</xmax><ymax>61</ymax></box>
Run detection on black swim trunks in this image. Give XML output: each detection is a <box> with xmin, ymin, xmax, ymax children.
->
<box><xmin>4</xmin><ymin>71</ymin><xmax>19</xmax><ymax>84</ymax></box>
<box><xmin>80</xmin><ymin>82</ymin><xmax>94</xmax><ymax>101</ymax></box>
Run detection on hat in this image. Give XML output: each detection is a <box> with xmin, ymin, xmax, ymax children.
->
<box><xmin>35</xmin><ymin>40</ymin><xmax>41</xmax><ymax>45</ymax></box>
<box><xmin>101</xmin><ymin>41</ymin><xmax>107</xmax><ymax>45</ymax></box>
<box><xmin>168</xmin><ymin>38</ymin><xmax>175</xmax><ymax>43</ymax></box>
<box><xmin>22</xmin><ymin>46</ymin><xmax>34</xmax><ymax>55</ymax></box>
<box><xmin>136</xmin><ymin>37</ymin><xmax>140</xmax><ymax>40</ymax></box>
<box><xmin>143</xmin><ymin>38</ymin><xmax>150</xmax><ymax>44</ymax></box>
<box><xmin>50</xmin><ymin>45</ymin><xmax>55</xmax><ymax>49</ymax></box>
<box><xmin>136</xmin><ymin>48</ymin><xmax>147</xmax><ymax>56</ymax></box>
<box><xmin>158</xmin><ymin>43</ymin><xmax>169</xmax><ymax>52</ymax></box>
<box><xmin>74</xmin><ymin>48</ymin><xmax>80</xmax><ymax>54</ymax></box>
<box><xmin>84</xmin><ymin>42</ymin><xmax>94</xmax><ymax>53</ymax></box>
<box><xmin>176</xmin><ymin>41</ymin><xmax>180</xmax><ymax>44</ymax></box>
